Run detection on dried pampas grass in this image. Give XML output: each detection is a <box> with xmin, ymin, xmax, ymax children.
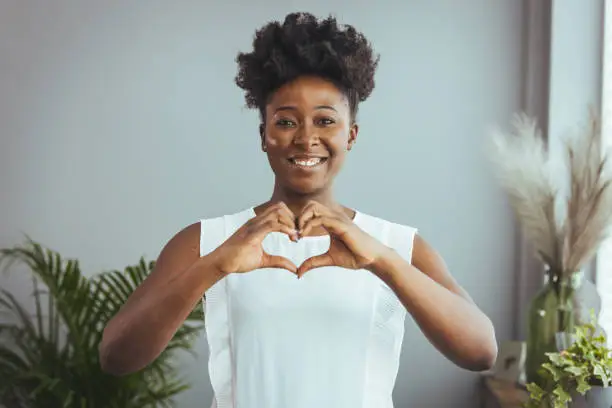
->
<box><xmin>488</xmin><ymin>110</ymin><xmax>612</xmax><ymax>277</ymax></box>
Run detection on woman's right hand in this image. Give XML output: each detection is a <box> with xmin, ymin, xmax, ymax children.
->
<box><xmin>210</xmin><ymin>202</ymin><xmax>299</xmax><ymax>275</ymax></box>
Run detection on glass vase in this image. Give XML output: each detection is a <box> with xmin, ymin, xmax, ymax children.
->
<box><xmin>525</xmin><ymin>269</ymin><xmax>584</xmax><ymax>386</ymax></box>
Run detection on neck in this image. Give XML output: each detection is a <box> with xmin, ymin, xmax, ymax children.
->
<box><xmin>265</xmin><ymin>184</ymin><xmax>340</xmax><ymax>216</ymax></box>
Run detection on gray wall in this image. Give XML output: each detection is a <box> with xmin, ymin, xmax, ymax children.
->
<box><xmin>0</xmin><ymin>1</ymin><xmax>523</xmax><ymax>407</ymax></box>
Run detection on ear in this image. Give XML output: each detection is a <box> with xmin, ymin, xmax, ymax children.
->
<box><xmin>259</xmin><ymin>123</ymin><xmax>266</xmax><ymax>152</ymax></box>
<box><xmin>347</xmin><ymin>123</ymin><xmax>359</xmax><ymax>151</ymax></box>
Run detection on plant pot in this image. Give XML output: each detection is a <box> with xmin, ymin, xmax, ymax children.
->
<box><xmin>571</xmin><ymin>386</ymin><xmax>612</xmax><ymax>408</ymax></box>
<box><xmin>525</xmin><ymin>270</ymin><xmax>585</xmax><ymax>386</ymax></box>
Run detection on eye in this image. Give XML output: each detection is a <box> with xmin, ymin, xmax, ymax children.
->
<box><xmin>276</xmin><ymin>118</ymin><xmax>296</xmax><ymax>128</ymax></box>
<box><xmin>316</xmin><ymin>117</ymin><xmax>336</xmax><ymax>126</ymax></box>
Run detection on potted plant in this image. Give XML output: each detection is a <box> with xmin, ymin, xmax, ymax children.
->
<box><xmin>488</xmin><ymin>110</ymin><xmax>612</xmax><ymax>385</ymax></box>
<box><xmin>0</xmin><ymin>238</ymin><xmax>204</xmax><ymax>407</ymax></box>
<box><xmin>525</xmin><ymin>312</ymin><xmax>612</xmax><ymax>408</ymax></box>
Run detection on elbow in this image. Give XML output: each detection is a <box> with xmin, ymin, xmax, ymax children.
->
<box><xmin>99</xmin><ymin>346</ymin><xmax>117</xmax><ymax>376</ymax></box>
<box><xmin>462</xmin><ymin>320</ymin><xmax>498</xmax><ymax>372</ymax></box>
<box><xmin>99</xmin><ymin>338</ymin><xmax>126</xmax><ymax>376</ymax></box>
<box><xmin>99</xmin><ymin>355</ymin><xmax>120</xmax><ymax>376</ymax></box>
<box><xmin>99</xmin><ymin>327</ymin><xmax>138</xmax><ymax>376</ymax></box>
<box><xmin>463</xmin><ymin>342</ymin><xmax>498</xmax><ymax>372</ymax></box>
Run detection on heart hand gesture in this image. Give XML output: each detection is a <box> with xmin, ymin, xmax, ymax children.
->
<box><xmin>296</xmin><ymin>201</ymin><xmax>389</xmax><ymax>278</ymax></box>
<box><xmin>210</xmin><ymin>201</ymin><xmax>390</xmax><ymax>279</ymax></box>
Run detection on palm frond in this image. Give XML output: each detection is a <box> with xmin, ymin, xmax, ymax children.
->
<box><xmin>0</xmin><ymin>239</ymin><xmax>205</xmax><ymax>407</ymax></box>
<box><xmin>0</xmin><ymin>240</ymin><xmax>96</xmax><ymax>354</ymax></box>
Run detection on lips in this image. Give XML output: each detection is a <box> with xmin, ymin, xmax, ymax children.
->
<box><xmin>287</xmin><ymin>155</ymin><xmax>329</xmax><ymax>169</ymax></box>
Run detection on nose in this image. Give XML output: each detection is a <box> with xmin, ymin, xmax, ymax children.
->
<box><xmin>292</xmin><ymin>123</ymin><xmax>319</xmax><ymax>147</ymax></box>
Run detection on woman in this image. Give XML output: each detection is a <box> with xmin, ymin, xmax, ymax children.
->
<box><xmin>100</xmin><ymin>12</ymin><xmax>497</xmax><ymax>408</ymax></box>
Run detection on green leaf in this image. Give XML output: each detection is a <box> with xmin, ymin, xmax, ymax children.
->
<box><xmin>543</xmin><ymin>362</ymin><xmax>564</xmax><ymax>382</ymax></box>
<box><xmin>594</xmin><ymin>364</ymin><xmax>610</xmax><ymax>386</ymax></box>
<box><xmin>563</xmin><ymin>366</ymin><xmax>584</xmax><ymax>376</ymax></box>
<box><xmin>552</xmin><ymin>384</ymin><xmax>571</xmax><ymax>404</ymax></box>
<box><xmin>575</xmin><ymin>375</ymin><xmax>591</xmax><ymax>394</ymax></box>
<box><xmin>0</xmin><ymin>238</ymin><xmax>205</xmax><ymax>408</ymax></box>
<box><xmin>526</xmin><ymin>382</ymin><xmax>545</xmax><ymax>401</ymax></box>
<box><xmin>547</xmin><ymin>352</ymin><xmax>571</xmax><ymax>367</ymax></box>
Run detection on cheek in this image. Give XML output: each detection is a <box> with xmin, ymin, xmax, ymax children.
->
<box><xmin>264</xmin><ymin>128</ymin><xmax>292</xmax><ymax>149</ymax></box>
<box><xmin>328</xmin><ymin>133</ymin><xmax>351</xmax><ymax>155</ymax></box>
<box><xmin>264</xmin><ymin>134</ymin><xmax>280</xmax><ymax>148</ymax></box>
<box><xmin>331</xmin><ymin>150</ymin><xmax>347</xmax><ymax>164</ymax></box>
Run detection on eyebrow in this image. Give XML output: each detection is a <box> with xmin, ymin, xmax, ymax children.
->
<box><xmin>274</xmin><ymin>105</ymin><xmax>337</xmax><ymax>113</ymax></box>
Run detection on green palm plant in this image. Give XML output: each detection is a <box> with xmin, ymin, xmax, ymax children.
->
<box><xmin>0</xmin><ymin>238</ymin><xmax>204</xmax><ymax>408</ymax></box>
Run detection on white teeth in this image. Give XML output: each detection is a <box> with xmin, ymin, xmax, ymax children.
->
<box><xmin>293</xmin><ymin>158</ymin><xmax>323</xmax><ymax>167</ymax></box>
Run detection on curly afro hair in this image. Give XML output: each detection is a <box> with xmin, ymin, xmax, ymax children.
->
<box><xmin>235</xmin><ymin>12</ymin><xmax>379</xmax><ymax>121</ymax></box>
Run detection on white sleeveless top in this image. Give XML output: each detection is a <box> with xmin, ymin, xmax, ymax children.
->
<box><xmin>200</xmin><ymin>207</ymin><xmax>418</xmax><ymax>408</ymax></box>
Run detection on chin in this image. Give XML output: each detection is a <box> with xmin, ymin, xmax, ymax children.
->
<box><xmin>285</xmin><ymin>181</ymin><xmax>327</xmax><ymax>196</ymax></box>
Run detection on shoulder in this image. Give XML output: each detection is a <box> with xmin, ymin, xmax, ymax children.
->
<box><xmin>156</xmin><ymin>222</ymin><xmax>201</xmax><ymax>268</ymax></box>
<box><xmin>159</xmin><ymin>207</ymin><xmax>252</xmax><ymax>265</ymax></box>
<box><xmin>356</xmin><ymin>211</ymin><xmax>471</xmax><ymax>299</ymax></box>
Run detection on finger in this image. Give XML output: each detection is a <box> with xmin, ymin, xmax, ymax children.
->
<box><xmin>247</xmin><ymin>205</ymin><xmax>277</xmax><ymax>226</ymax></box>
<box><xmin>275</xmin><ymin>204</ymin><xmax>298</xmax><ymax>231</ymax></box>
<box><xmin>275</xmin><ymin>201</ymin><xmax>296</xmax><ymax>218</ymax></box>
<box><xmin>298</xmin><ymin>201</ymin><xmax>327</xmax><ymax>231</ymax></box>
<box><xmin>253</xmin><ymin>219</ymin><xmax>298</xmax><ymax>242</ymax></box>
<box><xmin>251</xmin><ymin>202</ymin><xmax>289</xmax><ymax>223</ymax></box>
<box><xmin>300</xmin><ymin>215</ymin><xmax>348</xmax><ymax>238</ymax></box>
<box><xmin>254</xmin><ymin>211</ymin><xmax>296</xmax><ymax>237</ymax></box>
<box><xmin>259</xmin><ymin>202</ymin><xmax>286</xmax><ymax>218</ymax></box>
<box><xmin>262</xmin><ymin>252</ymin><xmax>298</xmax><ymax>274</ymax></box>
<box><xmin>253</xmin><ymin>203</ymin><xmax>297</xmax><ymax>233</ymax></box>
<box><xmin>297</xmin><ymin>253</ymin><xmax>334</xmax><ymax>278</ymax></box>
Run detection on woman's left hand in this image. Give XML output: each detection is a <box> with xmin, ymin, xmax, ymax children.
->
<box><xmin>296</xmin><ymin>201</ymin><xmax>390</xmax><ymax>278</ymax></box>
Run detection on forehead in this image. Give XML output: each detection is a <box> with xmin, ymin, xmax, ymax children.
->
<box><xmin>267</xmin><ymin>76</ymin><xmax>350</xmax><ymax>110</ymax></box>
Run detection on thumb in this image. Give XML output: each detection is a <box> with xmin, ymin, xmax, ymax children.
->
<box><xmin>297</xmin><ymin>253</ymin><xmax>333</xmax><ymax>279</ymax></box>
<box><xmin>262</xmin><ymin>253</ymin><xmax>298</xmax><ymax>274</ymax></box>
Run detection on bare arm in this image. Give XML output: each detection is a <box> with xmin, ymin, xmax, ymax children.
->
<box><xmin>99</xmin><ymin>222</ymin><xmax>223</xmax><ymax>376</ymax></box>
<box><xmin>370</xmin><ymin>234</ymin><xmax>498</xmax><ymax>372</ymax></box>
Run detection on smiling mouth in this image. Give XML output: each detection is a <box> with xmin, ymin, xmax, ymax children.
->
<box><xmin>288</xmin><ymin>157</ymin><xmax>328</xmax><ymax>168</ymax></box>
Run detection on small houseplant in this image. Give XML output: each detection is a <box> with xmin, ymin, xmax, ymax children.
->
<box><xmin>488</xmin><ymin>110</ymin><xmax>612</xmax><ymax>385</ymax></box>
<box><xmin>525</xmin><ymin>312</ymin><xmax>612</xmax><ymax>408</ymax></box>
<box><xmin>0</xmin><ymin>238</ymin><xmax>204</xmax><ymax>407</ymax></box>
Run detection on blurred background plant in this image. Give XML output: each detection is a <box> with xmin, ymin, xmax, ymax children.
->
<box><xmin>0</xmin><ymin>238</ymin><xmax>204</xmax><ymax>408</ymax></box>
<box><xmin>525</xmin><ymin>311</ymin><xmax>612</xmax><ymax>408</ymax></box>
<box><xmin>488</xmin><ymin>110</ymin><xmax>612</xmax><ymax>385</ymax></box>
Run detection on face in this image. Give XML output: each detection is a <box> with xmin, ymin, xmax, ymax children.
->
<box><xmin>261</xmin><ymin>76</ymin><xmax>358</xmax><ymax>195</ymax></box>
